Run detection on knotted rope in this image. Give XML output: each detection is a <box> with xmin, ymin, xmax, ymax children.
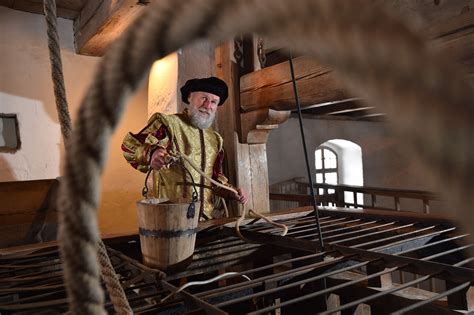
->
<box><xmin>58</xmin><ymin>0</ymin><xmax>473</xmax><ymax>313</ymax></box>
<box><xmin>43</xmin><ymin>1</ymin><xmax>132</xmax><ymax>314</ymax></box>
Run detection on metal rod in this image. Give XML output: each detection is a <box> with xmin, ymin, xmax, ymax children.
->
<box><xmin>392</xmin><ymin>281</ymin><xmax>471</xmax><ymax>314</ymax></box>
<box><xmin>353</xmin><ymin>225</ymin><xmax>437</xmax><ymax>249</ymax></box>
<box><xmin>196</xmin><ymin>251</ymin><xmax>331</xmax><ymax>298</ymax></box>
<box><xmin>396</xmin><ymin>233</ymin><xmax>468</xmax><ymax>256</ymax></box>
<box><xmin>330</xmin><ymin>222</ymin><xmax>414</xmax><ymax>245</ymax></box>
<box><xmin>286</xmin><ymin>218</ymin><xmax>360</xmax><ymax>236</ymax></box>
<box><xmin>246</xmin><ymin>264</ymin><xmax>399</xmax><ymax>314</ymax></box>
<box><xmin>322</xmin><ymin>270</ymin><xmax>441</xmax><ymax>314</ymax></box>
<box><xmin>257</xmin><ymin>216</ymin><xmax>348</xmax><ymax>235</ymax></box>
<box><xmin>288</xmin><ymin>51</ymin><xmax>324</xmax><ymax>249</ymax></box>
<box><xmin>318</xmin><ymin>221</ymin><xmax>395</xmax><ymax>241</ymax></box>
<box><xmin>216</xmin><ymin>258</ymin><xmax>376</xmax><ymax>308</ymax></box>
<box><xmin>200</xmin><ymin>255</ymin><xmax>347</xmax><ymax>301</ymax></box>
<box><xmin>421</xmin><ymin>244</ymin><xmax>474</xmax><ymax>261</ymax></box>
<box><xmin>369</xmin><ymin>227</ymin><xmax>456</xmax><ymax>252</ymax></box>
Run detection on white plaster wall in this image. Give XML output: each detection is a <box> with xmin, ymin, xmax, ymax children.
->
<box><xmin>148</xmin><ymin>53</ymin><xmax>179</xmax><ymax>116</ymax></box>
<box><xmin>267</xmin><ymin>117</ymin><xmax>445</xmax><ymax>213</ymax></box>
<box><xmin>0</xmin><ymin>7</ymin><xmax>149</xmax><ymax>236</ymax></box>
<box><xmin>0</xmin><ymin>93</ymin><xmax>61</xmax><ymax>180</ymax></box>
<box><xmin>0</xmin><ymin>6</ymin><xmax>98</xmax><ymax>181</ymax></box>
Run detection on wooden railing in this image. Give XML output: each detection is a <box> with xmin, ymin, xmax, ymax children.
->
<box><xmin>269</xmin><ymin>178</ymin><xmax>438</xmax><ymax>214</ymax></box>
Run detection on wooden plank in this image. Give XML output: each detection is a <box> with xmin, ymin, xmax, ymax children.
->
<box><xmin>249</xmin><ymin>144</ymin><xmax>269</xmax><ymax>213</ymax></box>
<box><xmin>240</xmin><ymin>108</ymin><xmax>290</xmax><ymax>144</ymax></box>
<box><xmin>240</xmin><ymin>56</ymin><xmax>349</xmax><ymax>112</ymax></box>
<box><xmin>430</xmin><ymin>13</ymin><xmax>474</xmax><ymax>76</ymax></box>
<box><xmin>0</xmin><ymin>179</ymin><xmax>59</xmax><ymax>247</ymax></box>
<box><xmin>0</xmin><ymin>0</ymin><xmax>85</xmax><ymax>19</ymax></box>
<box><xmin>299</xmin><ymin>181</ymin><xmax>438</xmax><ymax>200</ymax></box>
<box><xmin>380</xmin><ymin>0</ymin><xmax>473</xmax><ymax>30</ymax></box>
<box><xmin>327</xmin><ymin>276</ymin><xmax>459</xmax><ymax>315</ymax></box>
<box><xmin>73</xmin><ymin>0</ymin><xmax>145</xmax><ymax>56</ymax></box>
<box><xmin>446</xmin><ymin>280</ymin><xmax>474</xmax><ymax>311</ymax></box>
<box><xmin>0</xmin><ymin>179</ymin><xmax>55</xmax><ymax>224</ymax></box>
<box><xmin>215</xmin><ymin>42</ymin><xmax>239</xmax><ymax>190</ymax></box>
<box><xmin>240</xmin><ymin>8</ymin><xmax>474</xmax><ymax>112</ymax></box>
<box><xmin>236</xmin><ymin>140</ymin><xmax>252</xmax><ymax>217</ymax></box>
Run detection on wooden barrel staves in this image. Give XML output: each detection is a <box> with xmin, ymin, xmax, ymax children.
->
<box><xmin>136</xmin><ymin>198</ymin><xmax>200</xmax><ymax>270</ymax></box>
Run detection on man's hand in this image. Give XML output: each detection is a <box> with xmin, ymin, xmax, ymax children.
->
<box><xmin>234</xmin><ymin>187</ymin><xmax>249</xmax><ymax>205</ymax></box>
<box><xmin>150</xmin><ymin>147</ymin><xmax>171</xmax><ymax>170</ymax></box>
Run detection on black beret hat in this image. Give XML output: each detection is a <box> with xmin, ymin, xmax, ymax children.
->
<box><xmin>180</xmin><ymin>77</ymin><xmax>228</xmax><ymax>106</ymax></box>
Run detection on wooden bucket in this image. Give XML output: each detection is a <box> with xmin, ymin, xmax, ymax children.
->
<box><xmin>136</xmin><ymin>198</ymin><xmax>200</xmax><ymax>270</ymax></box>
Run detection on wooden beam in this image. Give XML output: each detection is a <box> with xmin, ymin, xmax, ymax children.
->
<box><xmin>240</xmin><ymin>56</ymin><xmax>349</xmax><ymax>112</ymax></box>
<box><xmin>215</xmin><ymin>41</ymin><xmax>239</xmax><ymax>202</ymax></box>
<box><xmin>240</xmin><ymin>9</ymin><xmax>474</xmax><ymax>113</ymax></box>
<box><xmin>0</xmin><ymin>0</ymin><xmax>85</xmax><ymax>19</ymax></box>
<box><xmin>379</xmin><ymin>0</ymin><xmax>473</xmax><ymax>30</ymax></box>
<box><xmin>73</xmin><ymin>0</ymin><xmax>146</xmax><ymax>56</ymax></box>
<box><xmin>429</xmin><ymin>10</ymin><xmax>474</xmax><ymax>76</ymax></box>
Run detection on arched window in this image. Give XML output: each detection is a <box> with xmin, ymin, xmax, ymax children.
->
<box><xmin>315</xmin><ymin>139</ymin><xmax>364</xmax><ymax>208</ymax></box>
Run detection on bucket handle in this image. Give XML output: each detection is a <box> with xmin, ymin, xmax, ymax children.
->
<box><xmin>182</xmin><ymin>164</ymin><xmax>199</xmax><ymax>219</ymax></box>
<box><xmin>142</xmin><ymin>168</ymin><xmax>153</xmax><ymax>198</ymax></box>
<box><xmin>142</xmin><ymin>158</ymin><xmax>199</xmax><ymax>220</ymax></box>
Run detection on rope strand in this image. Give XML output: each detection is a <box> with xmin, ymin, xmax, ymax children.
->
<box><xmin>43</xmin><ymin>1</ymin><xmax>132</xmax><ymax>313</ymax></box>
<box><xmin>58</xmin><ymin>0</ymin><xmax>474</xmax><ymax>313</ymax></box>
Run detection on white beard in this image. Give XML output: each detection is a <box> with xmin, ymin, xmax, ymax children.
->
<box><xmin>189</xmin><ymin>107</ymin><xmax>215</xmax><ymax>129</ymax></box>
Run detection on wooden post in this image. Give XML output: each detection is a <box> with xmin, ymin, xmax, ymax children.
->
<box><xmin>367</xmin><ymin>261</ymin><xmax>393</xmax><ymax>289</ymax></box>
<box><xmin>395</xmin><ymin>197</ymin><xmax>401</xmax><ymax>211</ymax></box>
<box><xmin>371</xmin><ymin>194</ymin><xmax>376</xmax><ymax>208</ymax></box>
<box><xmin>335</xmin><ymin>186</ymin><xmax>345</xmax><ymax>207</ymax></box>
<box><xmin>215</xmin><ymin>41</ymin><xmax>241</xmax><ymax>215</ymax></box>
<box><xmin>446</xmin><ymin>281</ymin><xmax>474</xmax><ymax>311</ymax></box>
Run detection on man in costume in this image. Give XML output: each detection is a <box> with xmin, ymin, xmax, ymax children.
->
<box><xmin>122</xmin><ymin>77</ymin><xmax>248</xmax><ymax>219</ymax></box>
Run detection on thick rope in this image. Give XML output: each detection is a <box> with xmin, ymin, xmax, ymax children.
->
<box><xmin>97</xmin><ymin>241</ymin><xmax>133</xmax><ymax>315</ymax></box>
<box><xmin>43</xmin><ymin>0</ymin><xmax>72</xmax><ymax>140</ymax></box>
<box><xmin>43</xmin><ymin>1</ymin><xmax>132</xmax><ymax>314</ymax></box>
<box><xmin>58</xmin><ymin>0</ymin><xmax>473</xmax><ymax>313</ymax></box>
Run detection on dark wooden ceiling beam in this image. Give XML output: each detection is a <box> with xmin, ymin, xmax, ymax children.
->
<box><xmin>73</xmin><ymin>0</ymin><xmax>147</xmax><ymax>56</ymax></box>
<box><xmin>0</xmin><ymin>0</ymin><xmax>86</xmax><ymax>19</ymax></box>
<box><xmin>240</xmin><ymin>56</ymin><xmax>350</xmax><ymax>112</ymax></box>
<box><xmin>240</xmin><ymin>8</ymin><xmax>473</xmax><ymax>115</ymax></box>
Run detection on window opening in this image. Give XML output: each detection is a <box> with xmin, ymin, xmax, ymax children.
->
<box><xmin>315</xmin><ymin>146</ymin><xmax>338</xmax><ymax>206</ymax></box>
<box><xmin>0</xmin><ymin>114</ymin><xmax>20</xmax><ymax>151</ymax></box>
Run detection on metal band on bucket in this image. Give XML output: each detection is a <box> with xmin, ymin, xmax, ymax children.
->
<box><xmin>139</xmin><ymin>227</ymin><xmax>198</xmax><ymax>238</ymax></box>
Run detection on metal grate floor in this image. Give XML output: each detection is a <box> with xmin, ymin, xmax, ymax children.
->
<box><xmin>1</xmin><ymin>208</ymin><xmax>473</xmax><ymax>314</ymax></box>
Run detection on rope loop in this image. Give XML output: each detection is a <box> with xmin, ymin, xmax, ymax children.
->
<box><xmin>58</xmin><ymin>1</ymin><xmax>474</xmax><ymax>313</ymax></box>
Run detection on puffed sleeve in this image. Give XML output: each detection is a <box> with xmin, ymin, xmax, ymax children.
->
<box><xmin>121</xmin><ymin>113</ymin><xmax>171</xmax><ymax>173</ymax></box>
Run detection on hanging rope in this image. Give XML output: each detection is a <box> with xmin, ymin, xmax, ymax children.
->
<box><xmin>58</xmin><ymin>0</ymin><xmax>473</xmax><ymax>313</ymax></box>
<box><xmin>43</xmin><ymin>1</ymin><xmax>132</xmax><ymax>314</ymax></box>
<box><xmin>97</xmin><ymin>241</ymin><xmax>133</xmax><ymax>315</ymax></box>
<box><xmin>43</xmin><ymin>0</ymin><xmax>72</xmax><ymax>140</ymax></box>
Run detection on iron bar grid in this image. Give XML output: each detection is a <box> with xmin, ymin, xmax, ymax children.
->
<box><xmin>1</xmin><ymin>208</ymin><xmax>472</xmax><ymax>314</ymax></box>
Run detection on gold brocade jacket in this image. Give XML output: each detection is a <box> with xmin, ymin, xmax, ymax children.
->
<box><xmin>121</xmin><ymin>109</ymin><xmax>231</xmax><ymax>219</ymax></box>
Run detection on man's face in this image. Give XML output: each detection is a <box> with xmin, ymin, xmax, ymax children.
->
<box><xmin>187</xmin><ymin>91</ymin><xmax>220</xmax><ymax>129</ymax></box>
